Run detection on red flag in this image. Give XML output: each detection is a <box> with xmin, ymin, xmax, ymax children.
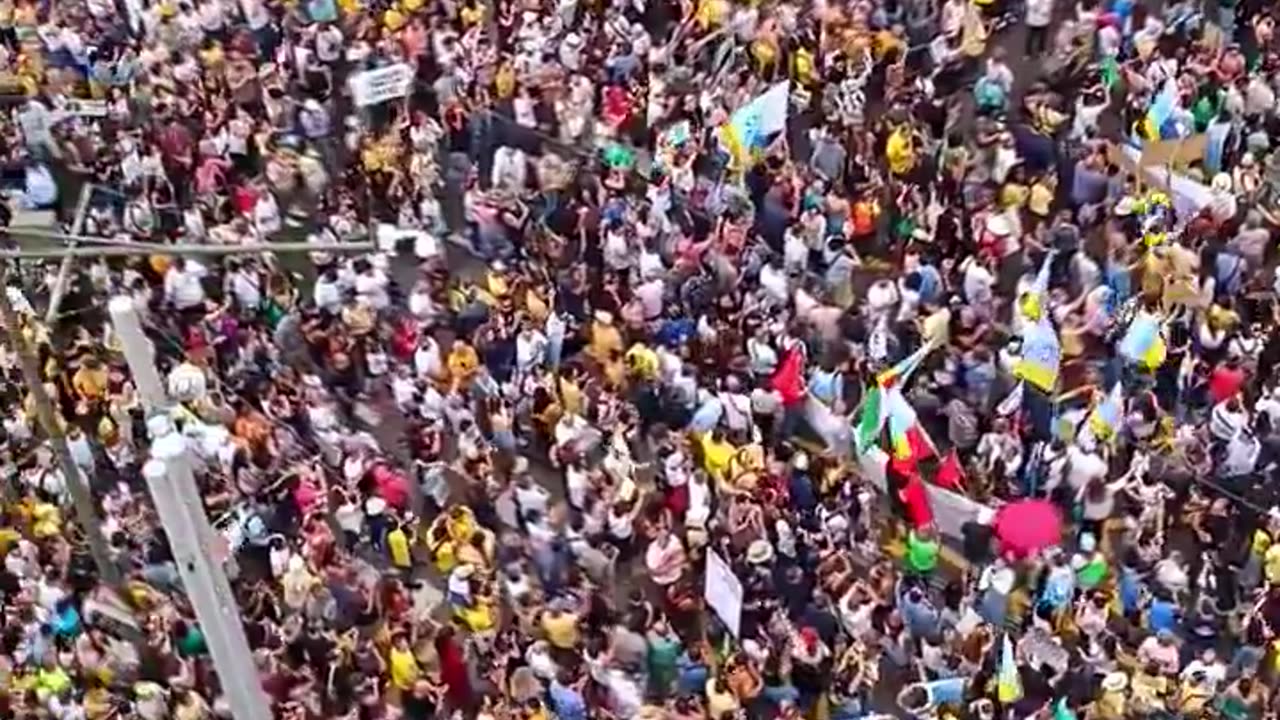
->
<box><xmin>934</xmin><ymin>449</ymin><xmax>966</xmax><ymax>493</ymax></box>
<box><xmin>905</xmin><ymin>426</ymin><xmax>935</xmax><ymax>462</ymax></box>
<box><xmin>900</xmin><ymin>472</ymin><xmax>934</xmax><ymax>529</ymax></box>
<box><xmin>770</xmin><ymin>345</ymin><xmax>806</xmax><ymax>406</ymax></box>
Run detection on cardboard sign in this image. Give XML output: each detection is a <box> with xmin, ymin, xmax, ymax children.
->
<box><xmin>349</xmin><ymin>64</ymin><xmax>414</xmax><ymax>108</ymax></box>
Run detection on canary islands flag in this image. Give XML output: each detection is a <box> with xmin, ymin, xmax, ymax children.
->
<box><xmin>1087</xmin><ymin>383</ymin><xmax>1124</xmax><ymax>442</ymax></box>
<box><xmin>998</xmin><ymin>635</ymin><xmax>1023</xmax><ymax>703</ymax></box>
<box><xmin>1015</xmin><ymin>316</ymin><xmax>1060</xmax><ymax>392</ymax></box>
<box><xmin>720</xmin><ymin>82</ymin><xmax>791</xmax><ymax>166</ymax></box>
<box><xmin>1143</xmin><ymin>78</ymin><xmax>1179</xmax><ymax>141</ymax></box>
<box><xmin>1118</xmin><ymin>312</ymin><xmax>1166</xmax><ymax>369</ymax></box>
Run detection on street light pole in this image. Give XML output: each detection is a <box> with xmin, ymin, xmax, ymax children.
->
<box><xmin>0</xmin><ymin>263</ymin><xmax>121</xmax><ymax>588</ymax></box>
<box><xmin>143</xmin><ymin>437</ymin><xmax>273</xmax><ymax>720</ymax></box>
<box><xmin>113</xmin><ymin>295</ymin><xmax>273</xmax><ymax>720</ymax></box>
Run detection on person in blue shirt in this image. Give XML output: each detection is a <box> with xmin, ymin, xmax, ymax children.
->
<box><xmin>1146</xmin><ymin>590</ymin><xmax>1180</xmax><ymax>635</ymax></box>
<box><xmin>548</xmin><ymin>671</ymin><xmax>588</xmax><ymax>720</ymax></box>
<box><xmin>760</xmin><ymin>664</ymin><xmax>802</xmax><ymax>712</ymax></box>
<box><xmin>676</xmin><ymin>646</ymin><xmax>710</xmax><ymax>695</ymax></box>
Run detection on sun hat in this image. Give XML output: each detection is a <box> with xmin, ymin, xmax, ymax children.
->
<box><xmin>746</xmin><ymin>539</ymin><xmax>775</xmax><ymax>565</ymax></box>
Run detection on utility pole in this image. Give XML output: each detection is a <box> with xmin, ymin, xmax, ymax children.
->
<box><xmin>0</xmin><ymin>263</ymin><xmax>122</xmax><ymax>588</ymax></box>
<box><xmin>44</xmin><ymin>182</ymin><xmax>96</xmax><ymax>324</ymax></box>
<box><xmin>113</xmin><ymin>295</ymin><xmax>273</xmax><ymax>720</ymax></box>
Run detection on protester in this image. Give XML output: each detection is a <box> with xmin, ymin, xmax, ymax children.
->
<box><xmin>3</xmin><ymin>0</ymin><xmax>1280</xmax><ymax>717</ymax></box>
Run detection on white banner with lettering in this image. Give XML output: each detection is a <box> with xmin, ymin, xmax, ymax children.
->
<box><xmin>349</xmin><ymin>64</ymin><xmax>414</xmax><ymax>108</ymax></box>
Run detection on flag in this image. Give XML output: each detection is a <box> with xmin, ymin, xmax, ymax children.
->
<box><xmin>1144</xmin><ymin>78</ymin><xmax>1178</xmax><ymax>141</ymax></box>
<box><xmin>1019</xmin><ymin>251</ymin><xmax>1054</xmax><ymax>323</ymax></box>
<box><xmin>1099</xmin><ymin>56</ymin><xmax>1119</xmax><ymax>91</ymax></box>
<box><xmin>934</xmin><ymin>449</ymin><xmax>966</xmax><ymax>493</ymax></box>
<box><xmin>1014</xmin><ymin>316</ymin><xmax>1061</xmax><ymax>392</ymax></box>
<box><xmin>1119</xmin><ymin>312</ymin><xmax>1166</xmax><ymax>369</ymax></box>
<box><xmin>855</xmin><ymin>385</ymin><xmax>886</xmax><ymax>455</ymax></box>
<box><xmin>900</xmin><ymin>472</ymin><xmax>933</xmax><ymax>529</ymax></box>
<box><xmin>771</xmin><ymin>344</ymin><xmax>806</xmax><ymax>406</ymax></box>
<box><xmin>720</xmin><ymin>82</ymin><xmax>791</xmax><ymax>165</ymax></box>
<box><xmin>886</xmin><ymin>388</ymin><xmax>934</xmax><ymax>462</ymax></box>
<box><xmin>876</xmin><ymin>344</ymin><xmax>931</xmax><ymax>389</ymax></box>
<box><xmin>998</xmin><ymin>635</ymin><xmax>1023</xmax><ymax>703</ymax></box>
<box><xmin>855</xmin><ymin>343</ymin><xmax>937</xmax><ymax>458</ymax></box>
<box><xmin>1087</xmin><ymin>383</ymin><xmax>1124</xmax><ymax>442</ymax></box>
<box><xmin>996</xmin><ymin>381</ymin><xmax>1025</xmax><ymax>417</ymax></box>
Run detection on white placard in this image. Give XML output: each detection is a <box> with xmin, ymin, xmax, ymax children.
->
<box><xmin>349</xmin><ymin>64</ymin><xmax>414</xmax><ymax>108</ymax></box>
<box><xmin>704</xmin><ymin>550</ymin><xmax>743</xmax><ymax>638</ymax></box>
<box><xmin>64</xmin><ymin>100</ymin><xmax>108</xmax><ymax>118</ymax></box>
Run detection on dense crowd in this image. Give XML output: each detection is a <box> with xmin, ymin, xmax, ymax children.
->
<box><xmin>2</xmin><ymin>0</ymin><xmax>1280</xmax><ymax>717</ymax></box>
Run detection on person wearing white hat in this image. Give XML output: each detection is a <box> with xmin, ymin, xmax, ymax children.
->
<box><xmin>746</xmin><ymin>538</ymin><xmax>775</xmax><ymax>565</ymax></box>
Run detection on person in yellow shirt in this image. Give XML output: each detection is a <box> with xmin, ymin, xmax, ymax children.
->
<box><xmin>1029</xmin><ymin>175</ymin><xmax>1056</xmax><ymax>218</ymax></box>
<box><xmin>34</xmin><ymin>657</ymin><xmax>72</xmax><ymax>701</ymax></box>
<box><xmin>588</xmin><ymin>311</ymin><xmax>623</xmax><ymax>365</ymax></box>
<box><xmin>885</xmin><ymin>124</ymin><xmax>916</xmax><ymax>177</ymax></box>
<box><xmin>697</xmin><ymin>430</ymin><xmax>736</xmax><ymax>485</ymax></box>
<box><xmin>71</xmin><ymin>355</ymin><xmax>109</xmax><ymax>407</ymax></box>
<box><xmin>558</xmin><ymin>369</ymin><xmax>584</xmax><ymax>417</ymax></box>
<box><xmin>459</xmin><ymin>0</ymin><xmax>485</xmax><ymax>25</ymax></box>
<box><xmin>387</xmin><ymin>515</ymin><xmax>415</xmax><ymax>571</ymax></box>
<box><xmin>694</xmin><ymin>0</ymin><xmax>729</xmax><ymax>29</ymax></box>
<box><xmin>541</xmin><ymin>605</ymin><xmax>581</xmax><ymax>650</ymax></box>
<box><xmin>428</xmin><ymin>505</ymin><xmax>478</xmax><ymax>573</ymax></box>
<box><xmin>457</xmin><ymin>594</ymin><xmax>496</xmax><ymax>632</ymax></box>
<box><xmin>32</xmin><ymin>501</ymin><xmax>61</xmax><ymax>539</ymax></box>
<box><xmin>625</xmin><ymin>343</ymin><xmax>660</xmax><ymax>382</ymax></box>
<box><xmin>446</xmin><ymin>340</ymin><xmax>480</xmax><ymax>391</ymax></box>
<box><xmin>706</xmin><ymin>675</ymin><xmax>741</xmax><ymax>719</ymax></box>
<box><xmin>1000</xmin><ymin>167</ymin><xmax>1030</xmax><ymax>209</ymax></box>
<box><xmin>382</xmin><ymin>5</ymin><xmax>406</xmax><ymax>30</ymax></box>
<box><xmin>388</xmin><ymin>633</ymin><xmax>422</xmax><ymax>691</ymax></box>
<box><xmin>1264</xmin><ymin>538</ymin><xmax>1280</xmax><ymax>586</ymax></box>
<box><xmin>601</xmin><ymin>348</ymin><xmax>627</xmax><ymax>390</ymax></box>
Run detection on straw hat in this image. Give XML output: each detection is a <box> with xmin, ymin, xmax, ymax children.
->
<box><xmin>747</xmin><ymin>539</ymin><xmax>775</xmax><ymax>564</ymax></box>
<box><xmin>1102</xmin><ymin>672</ymin><xmax>1128</xmax><ymax>692</ymax></box>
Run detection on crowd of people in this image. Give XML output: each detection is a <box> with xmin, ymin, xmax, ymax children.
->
<box><xmin>1</xmin><ymin>0</ymin><xmax>1280</xmax><ymax>716</ymax></box>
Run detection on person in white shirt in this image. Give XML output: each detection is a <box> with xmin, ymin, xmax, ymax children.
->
<box><xmin>312</xmin><ymin>268</ymin><xmax>345</xmax><ymax>312</ymax></box>
<box><xmin>961</xmin><ymin>255</ymin><xmax>996</xmax><ymax>309</ymax></box>
<box><xmin>352</xmin><ymin>260</ymin><xmax>389</xmax><ymax>310</ymax></box>
<box><xmin>1066</xmin><ymin>443</ymin><xmax>1107</xmax><ymax>490</ymax></box>
<box><xmin>1024</xmin><ymin>0</ymin><xmax>1053</xmax><ymax>56</ymax></box>
<box><xmin>225</xmin><ymin>261</ymin><xmax>262</xmax><ymax>310</ymax></box>
<box><xmin>164</xmin><ymin>258</ymin><xmax>208</xmax><ymax>310</ymax></box>
<box><xmin>515</xmin><ymin>325</ymin><xmax>547</xmax><ymax>376</ymax></box>
<box><xmin>512</xmin><ymin>475</ymin><xmax>550</xmax><ymax>521</ymax></box>
<box><xmin>1180</xmin><ymin>649</ymin><xmax>1227</xmax><ymax>691</ymax></box>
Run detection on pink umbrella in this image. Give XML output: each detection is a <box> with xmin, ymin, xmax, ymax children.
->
<box><xmin>993</xmin><ymin>499</ymin><xmax>1064</xmax><ymax>558</ymax></box>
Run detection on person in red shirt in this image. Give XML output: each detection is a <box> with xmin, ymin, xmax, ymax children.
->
<box><xmin>1209</xmin><ymin>357</ymin><xmax>1247</xmax><ymax>405</ymax></box>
